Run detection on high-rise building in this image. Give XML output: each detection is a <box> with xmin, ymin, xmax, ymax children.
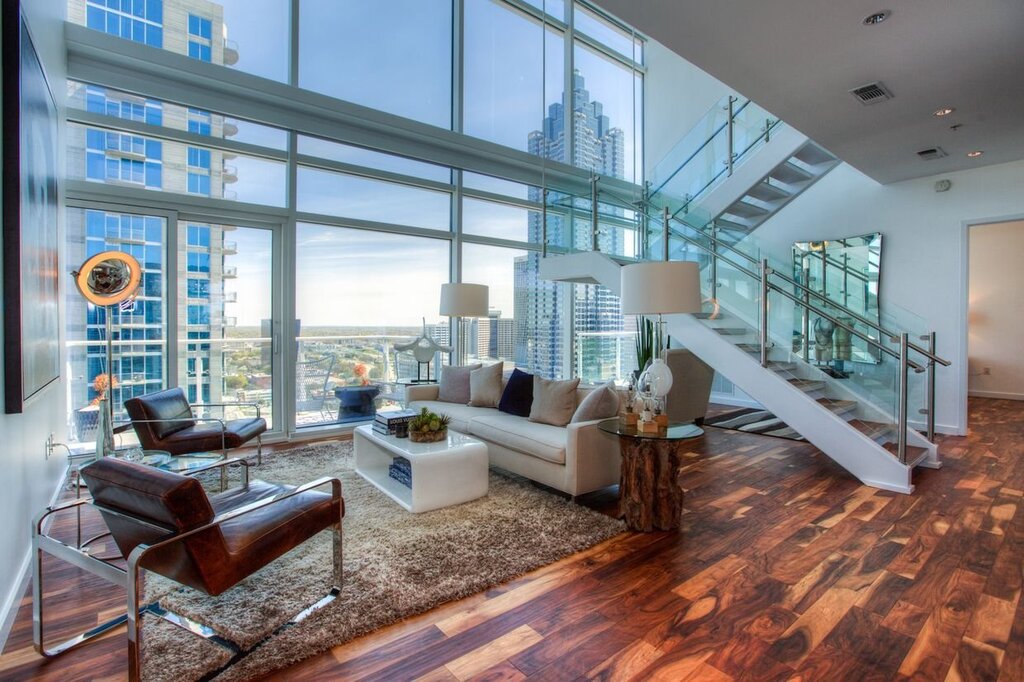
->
<box><xmin>473</xmin><ymin>310</ymin><xmax>516</xmax><ymax>363</ymax></box>
<box><xmin>65</xmin><ymin>0</ymin><xmax>240</xmax><ymax>436</ymax></box>
<box><xmin>516</xmin><ymin>70</ymin><xmax>627</xmax><ymax>382</ymax></box>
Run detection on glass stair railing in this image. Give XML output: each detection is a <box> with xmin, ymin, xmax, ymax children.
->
<box><xmin>540</xmin><ymin>182</ymin><xmax>950</xmax><ymax>464</ymax></box>
<box><xmin>647</xmin><ymin>95</ymin><xmax>783</xmax><ymax>218</ymax></box>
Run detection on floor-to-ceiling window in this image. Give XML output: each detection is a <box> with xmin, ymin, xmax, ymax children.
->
<box><xmin>63</xmin><ymin>0</ymin><xmax>646</xmax><ymax>444</ymax></box>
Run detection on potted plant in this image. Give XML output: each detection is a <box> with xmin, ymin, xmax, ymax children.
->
<box><xmin>634</xmin><ymin>316</ymin><xmax>661</xmax><ymax>379</ymax></box>
<box><xmin>408</xmin><ymin>407</ymin><xmax>451</xmax><ymax>443</ymax></box>
<box><xmin>336</xmin><ymin>362</ymin><xmax>380</xmax><ymax>421</ymax></box>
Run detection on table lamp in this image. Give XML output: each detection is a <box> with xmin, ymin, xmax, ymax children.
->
<box><xmin>620</xmin><ymin>261</ymin><xmax>702</xmax><ymax>398</ymax></box>
<box><xmin>439</xmin><ymin>283</ymin><xmax>489</xmax><ymax>366</ymax></box>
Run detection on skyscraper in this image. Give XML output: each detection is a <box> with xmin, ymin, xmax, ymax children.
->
<box><xmin>516</xmin><ymin>71</ymin><xmax>627</xmax><ymax>382</ymax></box>
<box><xmin>66</xmin><ymin>0</ymin><xmax>240</xmax><ymax>437</ymax></box>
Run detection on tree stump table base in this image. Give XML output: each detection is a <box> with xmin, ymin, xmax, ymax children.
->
<box><xmin>618</xmin><ymin>436</ymin><xmax>686</xmax><ymax>532</ymax></box>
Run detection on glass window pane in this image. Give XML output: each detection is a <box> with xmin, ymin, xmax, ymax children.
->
<box><xmin>462</xmin><ymin>197</ymin><xmax>539</xmax><ymax>244</ymax></box>
<box><xmin>299</xmin><ymin>0</ymin><xmax>453</xmax><ymax>129</ymax></box>
<box><xmin>66</xmin><ymin>207</ymin><xmax>166</xmax><ymax>444</ymax></box>
<box><xmin>574</xmin><ymin>5</ymin><xmax>636</xmax><ymax>61</ymax></box>
<box><xmin>298</xmin><ymin>136</ymin><xmax>450</xmax><ymax>183</ymax></box>
<box><xmin>462</xmin><ymin>172</ymin><xmax>534</xmax><ymax>201</ymax></box>
<box><xmin>72</xmin><ymin>0</ymin><xmax>289</xmax><ymax>81</ymax></box>
<box><xmin>463</xmin><ymin>1</ymin><xmax>564</xmax><ymax>156</ymax></box>
<box><xmin>294</xmin><ymin>224</ymin><xmax>451</xmax><ymax>427</ymax></box>
<box><xmin>69</xmin><ymin>122</ymin><xmax>286</xmax><ymax>206</ymax></box>
<box><xmin>462</xmin><ymin>243</ymin><xmax>526</xmax><ymax>370</ymax></box>
<box><xmin>297</xmin><ymin>166</ymin><xmax>451</xmax><ymax>230</ymax></box>
<box><xmin>521</xmin><ymin>0</ymin><xmax>566</xmax><ymax>22</ymax></box>
<box><xmin>572</xmin><ymin>42</ymin><xmax>641</xmax><ymax>183</ymax></box>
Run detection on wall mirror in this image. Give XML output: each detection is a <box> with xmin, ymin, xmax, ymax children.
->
<box><xmin>792</xmin><ymin>233</ymin><xmax>881</xmax><ymax>371</ymax></box>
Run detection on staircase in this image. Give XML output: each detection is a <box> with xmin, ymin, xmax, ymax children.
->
<box><xmin>543</xmin><ymin>250</ymin><xmax>942</xmax><ymax>493</ymax></box>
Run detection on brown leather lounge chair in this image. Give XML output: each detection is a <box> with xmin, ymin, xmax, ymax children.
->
<box><xmin>124</xmin><ymin>387</ymin><xmax>267</xmax><ymax>465</ymax></box>
<box><xmin>32</xmin><ymin>457</ymin><xmax>343</xmax><ymax>681</ymax></box>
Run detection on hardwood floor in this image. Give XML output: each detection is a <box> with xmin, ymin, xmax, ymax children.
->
<box><xmin>2</xmin><ymin>398</ymin><xmax>1022</xmax><ymax>681</ymax></box>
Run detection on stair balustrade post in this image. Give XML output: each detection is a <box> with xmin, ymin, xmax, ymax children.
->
<box><xmin>591</xmin><ymin>175</ymin><xmax>599</xmax><ymax>252</ymax></box>
<box><xmin>662</xmin><ymin>206</ymin><xmax>670</xmax><ymax>261</ymax></box>
<box><xmin>541</xmin><ymin>188</ymin><xmax>548</xmax><ymax>258</ymax></box>
<box><xmin>802</xmin><ymin>260</ymin><xmax>811</xmax><ymax>361</ymax></box>
<box><xmin>923</xmin><ymin>331</ymin><xmax>936</xmax><ymax>442</ymax></box>
<box><xmin>759</xmin><ymin>259</ymin><xmax>770</xmax><ymax>367</ymax></box>
<box><xmin>727</xmin><ymin>96</ymin><xmax>735</xmax><ymax>177</ymax></box>
<box><xmin>709</xmin><ymin>222</ymin><xmax>718</xmax><ymax>298</ymax></box>
<box><xmin>898</xmin><ymin>333</ymin><xmax>909</xmax><ymax>464</ymax></box>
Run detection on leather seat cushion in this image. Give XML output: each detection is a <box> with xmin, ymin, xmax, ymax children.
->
<box><xmin>468</xmin><ymin>413</ymin><xmax>567</xmax><ymax>464</ymax></box>
<box><xmin>159</xmin><ymin>417</ymin><xmax>267</xmax><ymax>455</ymax></box>
<box><xmin>125</xmin><ymin>387</ymin><xmax>196</xmax><ymax>439</ymax></box>
<box><xmin>204</xmin><ymin>479</ymin><xmax>340</xmax><ymax>595</ymax></box>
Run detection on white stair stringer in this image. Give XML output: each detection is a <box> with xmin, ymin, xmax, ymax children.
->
<box><xmin>538</xmin><ymin>251</ymin><xmax>624</xmax><ymax>291</ymax></box>
<box><xmin>666</xmin><ymin>314</ymin><xmax>915</xmax><ymax>493</ymax></box>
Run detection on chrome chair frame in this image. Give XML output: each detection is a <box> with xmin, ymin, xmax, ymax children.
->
<box><xmin>32</xmin><ymin>459</ymin><xmax>342</xmax><ymax>682</ymax></box>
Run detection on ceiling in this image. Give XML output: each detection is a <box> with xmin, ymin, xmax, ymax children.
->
<box><xmin>595</xmin><ymin>0</ymin><xmax>1024</xmax><ymax>184</ymax></box>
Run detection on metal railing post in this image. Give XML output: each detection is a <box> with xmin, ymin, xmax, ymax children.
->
<box><xmin>590</xmin><ymin>175</ymin><xmax>599</xmax><ymax>252</ymax></box>
<box><xmin>662</xmin><ymin>206</ymin><xmax>670</xmax><ymax>261</ymax></box>
<box><xmin>709</xmin><ymin>222</ymin><xmax>718</xmax><ymax>297</ymax></box>
<box><xmin>897</xmin><ymin>333</ymin><xmax>909</xmax><ymax>463</ymax></box>
<box><xmin>541</xmin><ymin>188</ymin><xmax>548</xmax><ymax>258</ymax></box>
<box><xmin>922</xmin><ymin>331</ymin><xmax>936</xmax><ymax>441</ymax></box>
<box><xmin>765</xmin><ymin>117</ymin><xmax>772</xmax><ymax>143</ymax></box>
<box><xmin>727</xmin><ymin>96</ymin><xmax>735</xmax><ymax>177</ymax></box>
<box><xmin>759</xmin><ymin>258</ymin><xmax>769</xmax><ymax>367</ymax></box>
<box><xmin>802</xmin><ymin>260</ymin><xmax>811</xmax><ymax>361</ymax></box>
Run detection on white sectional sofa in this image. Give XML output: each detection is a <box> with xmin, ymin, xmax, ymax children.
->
<box><xmin>405</xmin><ymin>384</ymin><xmax>621</xmax><ymax>497</ymax></box>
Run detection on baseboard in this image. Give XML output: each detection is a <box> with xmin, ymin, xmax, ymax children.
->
<box><xmin>0</xmin><ymin>472</ymin><xmax>68</xmax><ymax>652</ymax></box>
<box><xmin>709</xmin><ymin>392</ymin><xmax>762</xmax><ymax>410</ymax></box>
<box><xmin>968</xmin><ymin>390</ymin><xmax>1024</xmax><ymax>401</ymax></box>
<box><xmin>907</xmin><ymin>419</ymin><xmax>965</xmax><ymax>437</ymax></box>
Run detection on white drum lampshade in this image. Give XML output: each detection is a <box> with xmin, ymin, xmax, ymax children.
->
<box><xmin>620</xmin><ymin>261</ymin><xmax>702</xmax><ymax>316</ymax></box>
<box><xmin>439</xmin><ymin>283</ymin><xmax>489</xmax><ymax>317</ymax></box>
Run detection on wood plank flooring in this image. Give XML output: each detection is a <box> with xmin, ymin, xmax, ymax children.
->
<box><xmin>1</xmin><ymin>397</ymin><xmax>1022</xmax><ymax>681</ymax></box>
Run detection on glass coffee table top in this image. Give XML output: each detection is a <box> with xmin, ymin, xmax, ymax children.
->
<box><xmin>597</xmin><ymin>418</ymin><xmax>704</xmax><ymax>440</ymax></box>
<box><xmin>117</xmin><ymin>449</ymin><xmax>225</xmax><ymax>472</ymax></box>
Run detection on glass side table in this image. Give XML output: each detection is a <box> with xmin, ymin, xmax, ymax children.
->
<box><xmin>598</xmin><ymin>418</ymin><xmax>705</xmax><ymax>532</ymax></box>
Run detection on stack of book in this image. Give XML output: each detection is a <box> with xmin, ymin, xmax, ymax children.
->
<box><xmin>389</xmin><ymin>456</ymin><xmax>412</xmax><ymax>488</ymax></box>
<box><xmin>373</xmin><ymin>409</ymin><xmax>417</xmax><ymax>436</ymax></box>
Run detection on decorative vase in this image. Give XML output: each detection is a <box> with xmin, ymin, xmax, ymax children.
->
<box><xmin>409</xmin><ymin>428</ymin><xmax>447</xmax><ymax>443</ymax></box>
<box><xmin>638</xmin><ymin>357</ymin><xmax>673</xmax><ymax>398</ymax></box>
<box><xmin>95</xmin><ymin>397</ymin><xmax>115</xmax><ymax>458</ymax></box>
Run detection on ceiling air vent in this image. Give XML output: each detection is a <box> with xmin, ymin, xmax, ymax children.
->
<box><xmin>917</xmin><ymin>147</ymin><xmax>948</xmax><ymax>161</ymax></box>
<box><xmin>850</xmin><ymin>81</ymin><xmax>893</xmax><ymax>105</ymax></box>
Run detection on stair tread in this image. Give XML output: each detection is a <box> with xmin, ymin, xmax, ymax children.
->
<box><xmin>881</xmin><ymin>442</ymin><xmax>929</xmax><ymax>461</ymax></box>
<box><xmin>817</xmin><ymin>398</ymin><xmax>857</xmax><ymax>415</ymax></box>
<box><xmin>847</xmin><ymin>419</ymin><xmax>894</xmax><ymax>439</ymax></box>
<box><xmin>713</xmin><ymin>327</ymin><xmax>751</xmax><ymax>335</ymax></box>
<box><xmin>713</xmin><ymin>217</ymin><xmax>751</xmax><ymax>231</ymax></box>
<box><xmin>792</xmin><ymin>144</ymin><xmax>837</xmax><ymax>167</ymax></box>
<box><xmin>770</xmin><ymin>161</ymin><xmax>814</xmax><ymax>185</ymax></box>
<box><xmin>746</xmin><ymin>182</ymin><xmax>792</xmax><ymax>202</ymax></box>
<box><xmin>788</xmin><ymin>378</ymin><xmax>826</xmax><ymax>391</ymax></box>
<box><xmin>725</xmin><ymin>200</ymin><xmax>771</xmax><ymax>218</ymax></box>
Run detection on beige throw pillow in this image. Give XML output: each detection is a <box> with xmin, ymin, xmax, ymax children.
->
<box><xmin>469</xmin><ymin>363</ymin><xmax>503</xmax><ymax>407</ymax></box>
<box><xmin>437</xmin><ymin>364</ymin><xmax>481</xmax><ymax>404</ymax></box>
<box><xmin>570</xmin><ymin>380</ymin><xmax>621</xmax><ymax>423</ymax></box>
<box><xmin>529</xmin><ymin>376</ymin><xmax>581</xmax><ymax>427</ymax></box>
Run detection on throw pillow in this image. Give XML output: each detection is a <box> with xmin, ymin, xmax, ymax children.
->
<box><xmin>529</xmin><ymin>376</ymin><xmax>581</xmax><ymax>427</ymax></box>
<box><xmin>437</xmin><ymin>364</ymin><xmax>481</xmax><ymax>404</ymax></box>
<box><xmin>570</xmin><ymin>380</ymin><xmax>621</xmax><ymax>423</ymax></box>
<box><xmin>468</xmin><ymin>363</ymin><xmax>503</xmax><ymax>407</ymax></box>
<box><xmin>498</xmin><ymin>368</ymin><xmax>534</xmax><ymax>417</ymax></box>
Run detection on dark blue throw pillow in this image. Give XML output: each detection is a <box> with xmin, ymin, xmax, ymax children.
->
<box><xmin>498</xmin><ymin>368</ymin><xmax>534</xmax><ymax>417</ymax></box>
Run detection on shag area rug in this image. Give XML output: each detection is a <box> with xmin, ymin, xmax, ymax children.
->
<box><xmin>140</xmin><ymin>441</ymin><xmax>625</xmax><ymax>681</ymax></box>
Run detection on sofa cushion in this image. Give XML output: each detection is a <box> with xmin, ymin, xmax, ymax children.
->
<box><xmin>529</xmin><ymin>376</ymin><xmax>580</xmax><ymax>427</ymax></box>
<box><xmin>406</xmin><ymin>400</ymin><xmax>498</xmax><ymax>434</ymax></box>
<box><xmin>437</xmin><ymin>364</ymin><xmax>481</xmax><ymax>404</ymax></box>
<box><xmin>468</xmin><ymin>413</ymin><xmax>567</xmax><ymax>465</ymax></box>
<box><xmin>469</xmin><ymin>363</ymin><xmax>503</xmax><ymax>408</ymax></box>
<box><xmin>498</xmin><ymin>368</ymin><xmax>534</xmax><ymax>417</ymax></box>
<box><xmin>571</xmin><ymin>380</ymin><xmax>620</xmax><ymax>423</ymax></box>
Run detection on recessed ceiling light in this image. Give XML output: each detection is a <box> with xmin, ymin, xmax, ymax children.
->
<box><xmin>863</xmin><ymin>10</ymin><xmax>891</xmax><ymax>25</ymax></box>
<box><xmin>933</xmin><ymin>107</ymin><xmax>955</xmax><ymax>117</ymax></box>
<box><xmin>967</xmin><ymin>150</ymin><xmax>984</xmax><ymax>158</ymax></box>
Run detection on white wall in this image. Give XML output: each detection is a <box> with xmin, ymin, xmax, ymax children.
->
<box><xmin>968</xmin><ymin>220</ymin><xmax>1024</xmax><ymax>400</ymax></box>
<box><xmin>643</xmin><ymin>38</ymin><xmax>733</xmax><ymax>181</ymax></box>
<box><xmin>0</xmin><ymin>1</ymin><xmax>68</xmax><ymax>647</ymax></box>
<box><xmin>751</xmin><ymin>159</ymin><xmax>1024</xmax><ymax>435</ymax></box>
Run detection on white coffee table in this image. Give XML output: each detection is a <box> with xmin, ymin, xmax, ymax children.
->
<box><xmin>353</xmin><ymin>425</ymin><xmax>489</xmax><ymax>513</ymax></box>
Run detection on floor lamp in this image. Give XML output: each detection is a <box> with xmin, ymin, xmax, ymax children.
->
<box><xmin>439</xmin><ymin>283</ymin><xmax>489</xmax><ymax>366</ymax></box>
<box><xmin>620</xmin><ymin>261</ymin><xmax>702</xmax><ymax>402</ymax></box>
<box><xmin>72</xmin><ymin>251</ymin><xmax>142</xmax><ymax>456</ymax></box>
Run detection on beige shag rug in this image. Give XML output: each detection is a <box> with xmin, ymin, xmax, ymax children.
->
<box><xmin>140</xmin><ymin>441</ymin><xmax>625</xmax><ymax>681</ymax></box>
